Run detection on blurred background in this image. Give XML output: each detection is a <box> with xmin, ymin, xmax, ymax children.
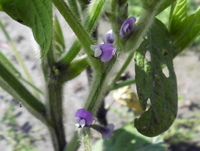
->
<box><xmin>0</xmin><ymin>0</ymin><xmax>200</xmax><ymax>151</ymax></box>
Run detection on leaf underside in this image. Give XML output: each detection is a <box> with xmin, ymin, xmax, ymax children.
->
<box><xmin>134</xmin><ymin>19</ymin><xmax>178</xmax><ymax>137</ymax></box>
<box><xmin>0</xmin><ymin>0</ymin><xmax>52</xmax><ymax>58</ymax></box>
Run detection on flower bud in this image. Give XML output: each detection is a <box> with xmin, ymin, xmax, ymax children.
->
<box><xmin>102</xmin><ymin>30</ymin><xmax>115</xmax><ymax>44</ymax></box>
<box><xmin>120</xmin><ymin>17</ymin><xmax>136</xmax><ymax>37</ymax></box>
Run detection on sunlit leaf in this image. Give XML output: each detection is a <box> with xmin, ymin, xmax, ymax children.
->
<box><xmin>157</xmin><ymin>0</ymin><xmax>177</xmax><ymax>15</ymax></box>
<box><xmin>170</xmin><ymin>0</ymin><xmax>188</xmax><ymax>34</ymax></box>
<box><xmin>0</xmin><ymin>0</ymin><xmax>52</xmax><ymax>58</ymax></box>
<box><xmin>175</xmin><ymin>7</ymin><xmax>200</xmax><ymax>53</ymax></box>
<box><xmin>134</xmin><ymin>19</ymin><xmax>178</xmax><ymax>137</ymax></box>
<box><xmin>170</xmin><ymin>0</ymin><xmax>200</xmax><ymax>55</ymax></box>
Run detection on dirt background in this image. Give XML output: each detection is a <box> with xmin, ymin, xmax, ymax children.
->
<box><xmin>1</xmin><ymin>11</ymin><xmax>200</xmax><ymax>151</ymax></box>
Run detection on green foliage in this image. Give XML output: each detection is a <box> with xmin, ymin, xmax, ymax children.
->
<box><xmin>128</xmin><ymin>0</ymin><xmax>142</xmax><ymax>16</ymax></box>
<box><xmin>93</xmin><ymin>123</ymin><xmax>167</xmax><ymax>151</ymax></box>
<box><xmin>53</xmin><ymin>16</ymin><xmax>66</xmax><ymax>58</ymax></box>
<box><xmin>1</xmin><ymin>0</ymin><xmax>200</xmax><ymax>150</ymax></box>
<box><xmin>170</xmin><ymin>0</ymin><xmax>188</xmax><ymax>32</ymax></box>
<box><xmin>134</xmin><ymin>19</ymin><xmax>177</xmax><ymax>137</ymax></box>
<box><xmin>156</xmin><ymin>0</ymin><xmax>177</xmax><ymax>15</ymax></box>
<box><xmin>0</xmin><ymin>0</ymin><xmax>52</xmax><ymax>58</ymax></box>
<box><xmin>169</xmin><ymin>0</ymin><xmax>200</xmax><ymax>55</ymax></box>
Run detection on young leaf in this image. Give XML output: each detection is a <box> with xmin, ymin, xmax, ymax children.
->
<box><xmin>134</xmin><ymin>19</ymin><xmax>178</xmax><ymax>137</ymax></box>
<box><xmin>0</xmin><ymin>0</ymin><xmax>52</xmax><ymax>58</ymax></box>
<box><xmin>175</xmin><ymin>7</ymin><xmax>200</xmax><ymax>54</ymax></box>
<box><xmin>169</xmin><ymin>0</ymin><xmax>188</xmax><ymax>38</ymax></box>
<box><xmin>53</xmin><ymin>16</ymin><xmax>66</xmax><ymax>58</ymax></box>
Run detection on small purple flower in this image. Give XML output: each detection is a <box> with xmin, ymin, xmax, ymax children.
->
<box><xmin>75</xmin><ymin>109</ymin><xmax>94</xmax><ymax>128</ymax></box>
<box><xmin>120</xmin><ymin>17</ymin><xmax>136</xmax><ymax>37</ymax></box>
<box><xmin>91</xmin><ymin>43</ymin><xmax>115</xmax><ymax>62</ymax></box>
<box><xmin>91</xmin><ymin>124</ymin><xmax>115</xmax><ymax>139</ymax></box>
<box><xmin>102</xmin><ymin>30</ymin><xmax>115</xmax><ymax>44</ymax></box>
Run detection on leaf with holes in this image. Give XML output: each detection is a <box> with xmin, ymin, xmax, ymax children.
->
<box><xmin>0</xmin><ymin>0</ymin><xmax>52</xmax><ymax>58</ymax></box>
<box><xmin>134</xmin><ymin>19</ymin><xmax>178</xmax><ymax>137</ymax></box>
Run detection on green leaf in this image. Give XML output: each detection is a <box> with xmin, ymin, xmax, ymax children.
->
<box><xmin>0</xmin><ymin>62</ymin><xmax>47</xmax><ymax>124</ymax></box>
<box><xmin>0</xmin><ymin>0</ymin><xmax>52</xmax><ymax>58</ymax></box>
<box><xmin>53</xmin><ymin>16</ymin><xmax>66</xmax><ymax>58</ymax></box>
<box><xmin>169</xmin><ymin>0</ymin><xmax>188</xmax><ymax>38</ymax></box>
<box><xmin>134</xmin><ymin>19</ymin><xmax>178</xmax><ymax>137</ymax></box>
<box><xmin>156</xmin><ymin>0</ymin><xmax>177</xmax><ymax>15</ymax></box>
<box><xmin>175</xmin><ymin>7</ymin><xmax>200</xmax><ymax>54</ymax></box>
<box><xmin>93</xmin><ymin>123</ymin><xmax>167</xmax><ymax>151</ymax></box>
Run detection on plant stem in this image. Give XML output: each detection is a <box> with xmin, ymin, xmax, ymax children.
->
<box><xmin>60</xmin><ymin>0</ymin><xmax>106</xmax><ymax>65</ymax></box>
<box><xmin>112</xmin><ymin>1</ymin><xmax>165</xmax><ymax>84</ymax></box>
<box><xmin>46</xmin><ymin>80</ymin><xmax>66</xmax><ymax>151</ymax></box>
<box><xmin>85</xmin><ymin>0</ymin><xmax>165</xmax><ymax>114</ymax></box>
<box><xmin>65</xmin><ymin>132</ymin><xmax>79</xmax><ymax>151</ymax></box>
<box><xmin>0</xmin><ymin>62</ymin><xmax>48</xmax><ymax>125</ymax></box>
<box><xmin>109</xmin><ymin>79</ymin><xmax>136</xmax><ymax>91</ymax></box>
<box><xmin>0</xmin><ymin>20</ymin><xmax>40</xmax><ymax>99</ymax></box>
<box><xmin>51</xmin><ymin>0</ymin><xmax>99</xmax><ymax>68</ymax></box>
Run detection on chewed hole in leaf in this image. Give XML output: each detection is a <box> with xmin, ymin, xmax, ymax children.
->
<box><xmin>162</xmin><ymin>67</ymin><xmax>170</xmax><ymax>78</ymax></box>
<box><xmin>145</xmin><ymin>50</ymin><xmax>151</xmax><ymax>62</ymax></box>
<box><xmin>145</xmin><ymin>99</ymin><xmax>151</xmax><ymax>111</ymax></box>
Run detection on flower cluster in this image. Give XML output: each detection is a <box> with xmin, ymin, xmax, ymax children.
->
<box><xmin>75</xmin><ymin>108</ymin><xmax>114</xmax><ymax>140</ymax></box>
<box><xmin>91</xmin><ymin>17</ymin><xmax>136</xmax><ymax>62</ymax></box>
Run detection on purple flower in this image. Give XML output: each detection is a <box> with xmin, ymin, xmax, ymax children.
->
<box><xmin>91</xmin><ymin>43</ymin><xmax>115</xmax><ymax>62</ymax></box>
<box><xmin>102</xmin><ymin>30</ymin><xmax>115</xmax><ymax>44</ymax></box>
<box><xmin>120</xmin><ymin>17</ymin><xmax>136</xmax><ymax>37</ymax></box>
<box><xmin>75</xmin><ymin>109</ymin><xmax>94</xmax><ymax>128</ymax></box>
<box><xmin>91</xmin><ymin>124</ymin><xmax>115</xmax><ymax>139</ymax></box>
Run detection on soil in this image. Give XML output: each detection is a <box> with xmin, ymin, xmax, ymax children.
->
<box><xmin>1</xmin><ymin>12</ymin><xmax>200</xmax><ymax>151</ymax></box>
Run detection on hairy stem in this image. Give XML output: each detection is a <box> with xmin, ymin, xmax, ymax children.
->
<box><xmin>51</xmin><ymin>0</ymin><xmax>99</xmax><ymax>68</ymax></box>
<box><xmin>60</xmin><ymin>0</ymin><xmax>106</xmax><ymax>65</ymax></box>
<box><xmin>46</xmin><ymin>80</ymin><xmax>66</xmax><ymax>151</ymax></box>
<box><xmin>0</xmin><ymin>20</ymin><xmax>40</xmax><ymax>98</ymax></box>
